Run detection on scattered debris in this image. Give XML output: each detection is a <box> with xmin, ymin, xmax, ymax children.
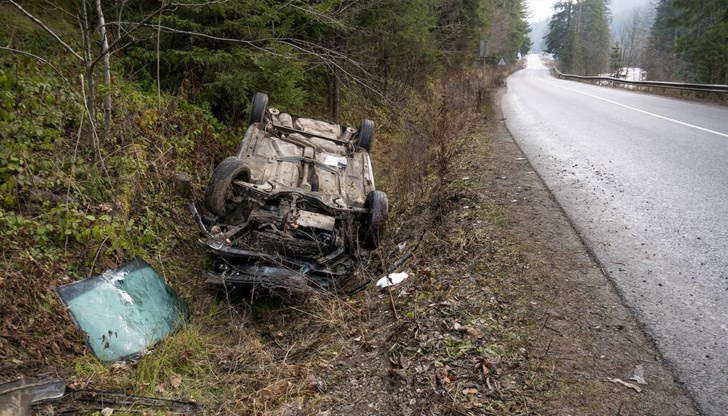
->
<box><xmin>0</xmin><ymin>377</ymin><xmax>65</xmax><ymax>415</ymax></box>
<box><xmin>37</xmin><ymin>389</ymin><xmax>199</xmax><ymax>415</ymax></box>
<box><xmin>376</xmin><ymin>272</ymin><xmax>409</xmax><ymax>289</ymax></box>
<box><xmin>387</xmin><ymin>368</ymin><xmax>408</xmax><ymax>382</ymax></box>
<box><xmin>54</xmin><ymin>258</ymin><xmax>189</xmax><ymax>363</ymax></box>
<box><xmin>630</xmin><ymin>364</ymin><xmax>647</xmax><ymax>385</ymax></box>
<box><xmin>608</xmin><ymin>377</ymin><xmax>643</xmax><ymax>393</ymax></box>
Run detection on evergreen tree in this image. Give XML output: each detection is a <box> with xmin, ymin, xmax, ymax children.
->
<box><xmin>574</xmin><ymin>0</ymin><xmax>611</xmax><ymax>75</ymax></box>
<box><xmin>348</xmin><ymin>0</ymin><xmax>439</xmax><ymax>89</ymax></box>
<box><xmin>544</xmin><ymin>0</ymin><xmax>610</xmax><ymax>75</ymax></box>
<box><xmin>610</xmin><ymin>42</ymin><xmax>623</xmax><ymax>76</ymax></box>
<box><xmin>123</xmin><ymin>0</ymin><xmax>320</xmax><ymax>121</ymax></box>
<box><xmin>645</xmin><ymin>0</ymin><xmax>685</xmax><ymax>81</ymax></box>
<box><xmin>435</xmin><ymin>0</ymin><xmax>490</xmax><ymax>66</ymax></box>
<box><xmin>544</xmin><ymin>1</ymin><xmax>572</xmax><ymax>60</ymax></box>
<box><xmin>116</xmin><ymin>0</ymin><xmax>531</xmax><ymax>121</ymax></box>
<box><xmin>673</xmin><ymin>0</ymin><xmax>728</xmax><ymax>83</ymax></box>
<box><xmin>486</xmin><ymin>0</ymin><xmax>532</xmax><ymax>62</ymax></box>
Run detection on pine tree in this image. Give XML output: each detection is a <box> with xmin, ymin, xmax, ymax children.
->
<box><xmin>645</xmin><ymin>0</ymin><xmax>685</xmax><ymax>81</ymax></box>
<box><xmin>575</xmin><ymin>0</ymin><xmax>610</xmax><ymax>75</ymax></box>
<box><xmin>673</xmin><ymin>0</ymin><xmax>728</xmax><ymax>83</ymax></box>
<box><xmin>610</xmin><ymin>42</ymin><xmax>623</xmax><ymax>76</ymax></box>
<box><xmin>544</xmin><ymin>1</ymin><xmax>572</xmax><ymax>60</ymax></box>
<box><xmin>487</xmin><ymin>0</ymin><xmax>532</xmax><ymax>62</ymax></box>
<box><xmin>435</xmin><ymin>0</ymin><xmax>490</xmax><ymax>66</ymax></box>
<box><xmin>544</xmin><ymin>0</ymin><xmax>610</xmax><ymax>75</ymax></box>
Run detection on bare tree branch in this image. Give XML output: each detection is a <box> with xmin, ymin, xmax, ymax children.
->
<box><xmin>8</xmin><ymin>0</ymin><xmax>84</xmax><ymax>62</ymax></box>
<box><xmin>0</xmin><ymin>46</ymin><xmax>71</xmax><ymax>87</ymax></box>
<box><xmin>114</xmin><ymin>21</ymin><xmax>386</xmax><ymax>99</ymax></box>
<box><xmin>88</xmin><ymin>4</ymin><xmax>170</xmax><ymax>70</ymax></box>
<box><xmin>289</xmin><ymin>4</ymin><xmax>349</xmax><ymax>30</ymax></box>
<box><xmin>169</xmin><ymin>0</ymin><xmax>230</xmax><ymax>7</ymax></box>
<box><xmin>156</xmin><ymin>11</ymin><xmax>163</xmax><ymax>109</ymax></box>
<box><xmin>95</xmin><ymin>0</ymin><xmax>112</xmax><ymax>137</ymax></box>
<box><xmin>41</xmin><ymin>0</ymin><xmax>76</xmax><ymax>20</ymax></box>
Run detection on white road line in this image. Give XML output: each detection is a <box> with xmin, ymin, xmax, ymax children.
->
<box><xmin>545</xmin><ymin>82</ymin><xmax>728</xmax><ymax>139</ymax></box>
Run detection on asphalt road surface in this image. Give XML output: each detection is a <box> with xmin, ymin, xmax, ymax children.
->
<box><xmin>502</xmin><ymin>54</ymin><xmax>728</xmax><ymax>416</ymax></box>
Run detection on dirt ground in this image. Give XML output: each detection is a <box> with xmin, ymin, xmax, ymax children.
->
<box><xmin>481</xmin><ymin>92</ymin><xmax>698</xmax><ymax>415</ymax></box>
<box><xmin>283</xmin><ymin>91</ymin><xmax>700</xmax><ymax>415</ymax></box>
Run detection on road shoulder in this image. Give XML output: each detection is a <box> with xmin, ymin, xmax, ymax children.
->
<box><xmin>490</xmin><ymin>88</ymin><xmax>698</xmax><ymax>414</ymax></box>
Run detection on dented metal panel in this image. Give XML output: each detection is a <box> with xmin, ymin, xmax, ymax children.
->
<box><xmin>234</xmin><ymin>116</ymin><xmax>371</xmax><ymax>207</ymax></box>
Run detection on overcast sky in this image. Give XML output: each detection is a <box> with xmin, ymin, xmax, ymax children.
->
<box><xmin>526</xmin><ymin>0</ymin><xmax>558</xmax><ymax>23</ymax></box>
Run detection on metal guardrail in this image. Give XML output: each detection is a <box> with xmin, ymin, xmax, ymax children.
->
<box><xmin>552</xmin><ymin>67</ymin><xmax>728</xmax><ymax>94</ymax></box>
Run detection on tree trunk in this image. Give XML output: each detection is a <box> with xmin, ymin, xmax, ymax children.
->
<box><xmin>157</xmin><ymin>11</ymin><xmax>163</xmax><ymax>110</ymax></box>
<box><xmin>332</xmin><ymin>66</ymin><xmax>341</xmax><ymax>123</ymax></box>
<box><xmin>80</xmin><ymin>1</ymin><xmax>97</xmax><ymax>150</ymax></box>
<box><xmin>95</xmin><ymin>0</ymin><xmax>112</xmax><ymax>139</ymax></box>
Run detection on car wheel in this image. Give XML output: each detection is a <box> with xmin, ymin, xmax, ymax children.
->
<box><xmin>364</xmin><ymin>190</ymin><xmax>388</xmax><ymax>248</ymax></box>
<box><xmin>248</xmin><ymin>92</ymin><xmax>268</xmax><ymax>125</ymax></box>
<box><xmin>205</xmin><ymin>156</ymin><xmax>250</xmax><ymax>217</ymax></box>
<box><xmin>357</xmin><ymin>119</ymin><xmax>375</xmax><ymax>152</ymax></box>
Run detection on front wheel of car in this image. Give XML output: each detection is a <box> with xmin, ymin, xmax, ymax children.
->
<box><xmin>364</xmin><ymin>190</ymin><xmax>388</xmax><ymax>248</ymax></box>
<box><xmin>205</xmin><ymin>156</ymin><xmax>250</xmax><ymax>217</ymax></box>
<box><xmin>357</xmin><ymin>119</ymin><xmax>375</xmax><ymax>152</ymax></box>
<box><xmin>248</xmin><ymin>92</ymin><xmax>268</xmax><ymax>125</ymax></box>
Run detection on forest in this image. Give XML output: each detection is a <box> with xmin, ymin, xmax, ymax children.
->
<box><xmin>2</xmin><ymin>0</ymin><xmax>531</xmax><ymax>126</ymax></box>
<box><xmin>543</xmin><ymin>0</ymin><xmax>728</xmax><ymax>84</ymax></box>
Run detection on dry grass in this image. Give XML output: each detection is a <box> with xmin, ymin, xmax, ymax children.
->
<box><xmin>6</xmin><ymin>61</ymin><xmax>542</xmax><ymax>415</ymax></box>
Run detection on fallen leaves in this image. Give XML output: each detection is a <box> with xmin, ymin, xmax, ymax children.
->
<box><xmin>170</xmin><ymin>374</ymin><xmax>183</xmax><ymax>389</ymax></box>
<box><xmin>388</xmin><ymin>367</ymin><xmax>408</xmax><ymax>382</ymax></box>
<box><xmin>154</xmin><ymin>374</ymin><xmax>183</xmax><ymax>395</ymax></box>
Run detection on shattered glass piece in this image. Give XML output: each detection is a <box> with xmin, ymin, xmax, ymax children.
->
<box><xmin>55</xmin><ymin>258</ymin><xmax>189</xmax><ymax>363</ymax></box>
<box><xmin>0</xmin><ymin>377</ymin><xmax>65</xmax><ymax>416</ymax></box>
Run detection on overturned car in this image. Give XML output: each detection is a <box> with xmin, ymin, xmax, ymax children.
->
<box><xmin>193</xmin><ymin>93</ymin><xmax>388</xmax><ymax>291</ymax></box>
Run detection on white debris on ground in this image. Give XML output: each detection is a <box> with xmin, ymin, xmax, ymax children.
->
<box><xmin>376</xmin><ymin>272</ymin><xmax>409</xmax><ymax>289</ymax></box>
<box><xmin>631</xmin><ymin>364</ymin><xmax>647</xmax><ymax>385</ymax></box>
<box><xmin>608</xmin><ymin>377</ymin><xmax>643</xmax><ymax>393</ymax></box>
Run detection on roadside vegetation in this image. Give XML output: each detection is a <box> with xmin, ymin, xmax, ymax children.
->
<box><xmin>0</xmin><ymin>0</ymin><xmax>541</xmax><ymax>414</ymax></box>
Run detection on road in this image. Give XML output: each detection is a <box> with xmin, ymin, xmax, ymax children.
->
<box><xmin>502</xmin><ymin>54</ymin><xmax>728</xmax><ymax>416</ymax></box>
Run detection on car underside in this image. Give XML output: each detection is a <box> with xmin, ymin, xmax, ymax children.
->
<box><xmin>193</xmin><ymin>93</ymin><xmax>387</xmax><ymax>292</ymax></box>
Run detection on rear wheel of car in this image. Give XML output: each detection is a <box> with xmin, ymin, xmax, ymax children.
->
<box><xmin>205</xmin><ymin>156</ymin><xmax>250</xmax><ymax>217</ymax></box>
<box><xmin>364</xmin><ymin>190</ymin><xmax>388</xmax><ymax>248</ymax></box>
<box><xmin>357</xmin><ymin>119</ymin><xmax>375</xmax><ymax>152</ymax></box>
<box><xmin>248</xmin><ymin>92</ymin><xmax>268</xmax><ymax>125</ymax></box>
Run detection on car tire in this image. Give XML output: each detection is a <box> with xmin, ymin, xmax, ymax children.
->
<box><xmin>357</xmin><ymin>119</ymin><xmax>375</xmax><ymax>152</ymax></box>
<box><xmin>364</xmin><ymin>190</ymin><xmax>388</xmax><ymax>248</ymax></box>
<box><xmin>248</xmin><ymin>92</ymin><xmax>268</xmax><ymax>125</ymax></box>
<box><xmin>205</xmin><ymin>156</ymin><xmax>250</xmax><ymax>217</ymax></box>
